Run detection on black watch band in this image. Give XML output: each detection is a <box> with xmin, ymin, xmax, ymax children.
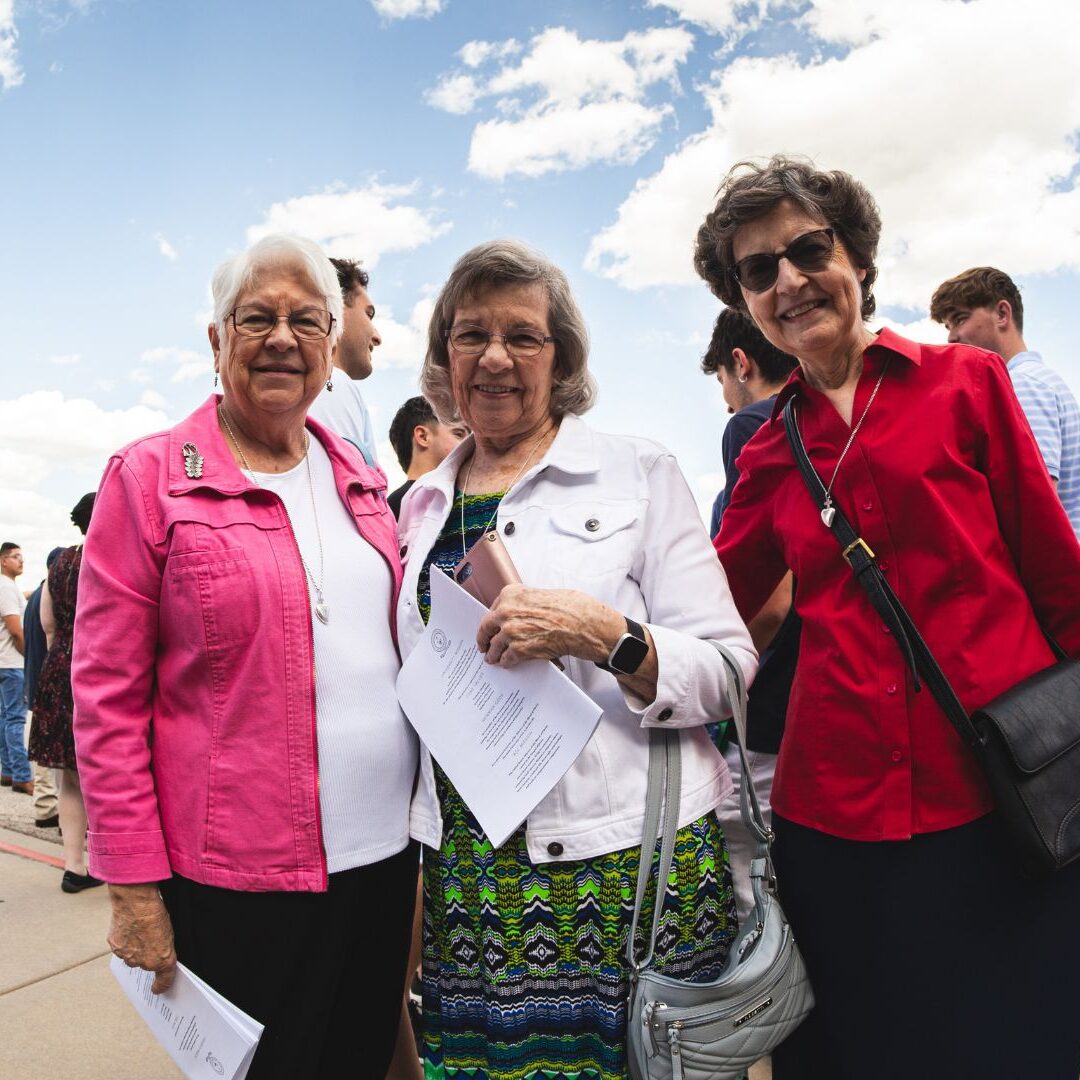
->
<box><xmin>596</xmin><ymin>616</ymin><xmax>649</xmax><ymax>676</ymax></box>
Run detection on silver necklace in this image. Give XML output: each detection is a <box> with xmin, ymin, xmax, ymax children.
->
<box><xmin>459</xmin><ymin>431</ymin><xmax>549</xmax><ymax>561</ymax></box>
<box><xmin>219</xmin><ymin>405</ymin><xmax>330</xmax><ymax>624</ymax></box>
<box><xmin>811</xmin><ymin>358</ymin><xmax>890</xmax><ymax>528</ymax></box>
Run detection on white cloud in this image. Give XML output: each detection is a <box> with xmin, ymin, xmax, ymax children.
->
<box><xmin>459</xmin><ymin>39</ymin><xmax>520</xmax><ymax>68</ymax></box>
<box><xmin>425</xmin><ymin>73</ymin><xmax>481</xmax><ymax>115</ymax></box>
<box><xmin>873</xmin><ymin>314</ymin><xmax>948</xmax><ymax>345</ymax></box>
<box><xmin>246</xmin><ymin>181</ymin><xmax>451</xmax><ymax>267</ymax></box>
<box><xmin>139</xmin><ymin>345</ymin><xmax>213</xmax><ymax>383</ymax></box>
<box><xmin>0</xmin><ymin>0</ymin><xmax>24</xmax><ymax>90</ymax></box>
<box><xmin>140</xmin><ymin>389</ymin><xmax>167</xmax><ymax>409</ymax></box>
<box><xmin>587</xmin><ymin>0</ymin><xmax>1080</xmax><ymax>312</ymax></box>
<box><xmin>427</xmin><ymin>26</ymin><xmax>695</xmax><ymax>180</ymax></box>
<box><xmin>646</xmin><ymin>0</ymin><xmax>745</xmax><ymax>36</ymax></box>
<box><xmin>370</xmin><ymin>0</ymin><xmax>444</xmax><ymax>19</ymax></box>
<box><xmin>48</xmin><ymin>353</ymin><xmax>81</xmax><ymax>366</ymax></box>
<box><xmin>375</xmin><ymin>296</ymin><xmax>435</xmax><ymax>371</ymax></box>
<box><xmin>154</xmin><ymin>232</ymin><xmax>178</xmax><ymax>260</ymax></box>
<box><xmin>0</xmin><ymin>391</ymin><xmax>167</xmax><ymax>467</ymax></box>
<box><xmin>471</xmin><ymin>101</ymin><xmax>674</xmax><ymax>179</ymax></box>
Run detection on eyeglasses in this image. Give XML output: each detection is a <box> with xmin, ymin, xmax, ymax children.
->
<box><xmin>448</xmin><ymin>324</ymin><xmax>554</xmax><ymax>358</ymax></box>
<box><xmin>731</xmin><ymin>228</ymin><xmax>836</xmax><ymax>293</ymax></box>
<box><xmin>227</xmin><ymin>305</ymin><xmax>335</xmax><ymax>340</ymax></box>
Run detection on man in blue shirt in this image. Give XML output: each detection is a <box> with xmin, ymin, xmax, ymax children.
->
<box><xmin>702</xmin><ymin>308</ymin><xmax>797</xmax><ymax>920</ymax></box>
<box><xmin>931</xmin><ymin>266</ymin><xmax>1080</xmax><ymax>538</ymax></box>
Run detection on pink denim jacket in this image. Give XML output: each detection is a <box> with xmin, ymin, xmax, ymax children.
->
<box><xmin>72</xmin><ymin>395</ymin><xmax>403</xmax><ymax>891</ymax></box>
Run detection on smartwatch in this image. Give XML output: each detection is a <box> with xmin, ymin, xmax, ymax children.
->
<box><xmin>596</xmin><ymin>616</ymin><xmax>649</xmax><ymax>676</ymax></box>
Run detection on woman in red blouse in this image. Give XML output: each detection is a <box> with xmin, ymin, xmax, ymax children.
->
<box><xmin>698</xmin><ymin>156</ymin><xmax>1080</xmax><ymax>1079</ymax></box>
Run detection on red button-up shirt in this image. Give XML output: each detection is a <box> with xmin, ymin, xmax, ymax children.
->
<box><xmin>714</xmin><ymin>329</ymin><xmax>1080</xmax><ymax>841</ymax></box>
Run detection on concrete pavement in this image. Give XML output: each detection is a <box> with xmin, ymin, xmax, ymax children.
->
<box><xmin>0</xmin><ymin>790</ymin><xmax>181</xmax><ymax>1078</ymax></box>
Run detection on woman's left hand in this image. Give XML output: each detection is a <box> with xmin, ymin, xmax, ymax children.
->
<box><xmin>477</xmin><ymin>585</ymin><xmax>625</xmax><ymax>667</ymax></box>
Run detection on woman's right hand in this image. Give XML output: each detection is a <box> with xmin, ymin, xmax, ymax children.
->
<box><xmin>107</xmin><ymin>882</ymin><xmax>177</xmax><ymax>994</ymax></box>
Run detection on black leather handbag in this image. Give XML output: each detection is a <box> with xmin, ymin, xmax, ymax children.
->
<box><xmin>783</xmin><ymin>398</ymin><xmax>1080</xmax><ymax>872</ymax></box>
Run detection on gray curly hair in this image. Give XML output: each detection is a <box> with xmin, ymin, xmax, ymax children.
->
<box><xmin>420</xmin><ymin>239</ymin><xmax>597</xmax><ymax>424</ymax></box>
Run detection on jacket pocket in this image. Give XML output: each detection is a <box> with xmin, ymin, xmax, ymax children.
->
<box><xmin>547</xmin><ymin>502</ymin><xmax>641</xmax><ymax>579</ymax></box>
<box><xmin>167</xmin><ymin>550</ymin><xmax>260</xmax><ymax>645</ymax></box>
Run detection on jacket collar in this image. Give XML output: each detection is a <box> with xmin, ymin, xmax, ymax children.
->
<box><xmin>771</xmin><ymin>327</ymin><xmax>923</xmax><ymax>421</ymax></box>
<box><xmin>408</xmin><ymin>413</ymin><xmax>600</xmax><ymax>509</ymax></box>
<box><xmin>167</xmin><ymin>395</ymin><xmax>383</xmax><ymax>498</ymax></box>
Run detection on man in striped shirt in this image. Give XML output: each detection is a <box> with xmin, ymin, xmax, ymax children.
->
<box><xmin>931</xmin><ymin>266</ymin><xmax>1080</xmax><ymax>538</ymax></box>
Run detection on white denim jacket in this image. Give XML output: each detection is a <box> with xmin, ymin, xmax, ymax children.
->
<box><xmin>396</xmin><ymin>415</ymin><xmax>757</xmax><ymax>864</ymax></box>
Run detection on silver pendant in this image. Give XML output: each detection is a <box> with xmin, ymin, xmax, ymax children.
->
<box><xmin>181</xmin><ymin>442</ymin><xmax>203</xmax><ymax>479</ymax></box>
<box><xmin>820</xmin><ymin>506</ymin><xmax>836</xmax><ymax>528</ymax></box>
<box><xmin>315</xmin><ymin>601</ymin><xmax>330</xmax><ymax>625</ymax></box>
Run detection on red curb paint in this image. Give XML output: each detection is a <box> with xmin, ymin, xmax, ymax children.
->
<box><xmin>0</xmin><ymin>840</ymin><xmax>65</xmax><ymax>869</ymax></box>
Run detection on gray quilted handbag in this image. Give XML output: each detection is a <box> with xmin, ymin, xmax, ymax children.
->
<box><xmin>626</xmin><ymin>641</ymin><xmax>814</xmax><ymax>1080</ymax></box>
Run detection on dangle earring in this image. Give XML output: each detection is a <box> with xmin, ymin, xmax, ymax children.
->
<box><xmin>213</xmin><ymin>372</ymin><xmax>219</xmax><ymax>388</ymax></box>
<box><xmin>326</xmin><ymin>377</ymin><xmax>334</xmax><ymax>392</ymax></box>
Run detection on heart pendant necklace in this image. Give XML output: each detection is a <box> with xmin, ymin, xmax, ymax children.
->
<box><xmin>818</xmin><ymin>359</ymin><xmax>890</xmax><ymax>530</ymax></box>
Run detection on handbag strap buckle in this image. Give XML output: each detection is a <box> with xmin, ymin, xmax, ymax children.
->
<box><xmin>841</xmin><ymin>537</ymin><xmax>875</xmax><ymax>566</ymax></box>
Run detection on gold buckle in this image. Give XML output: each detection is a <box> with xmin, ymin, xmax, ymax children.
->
<box><xmin>841</xmin><ymin>538</ymin><xmax>875</xmax><ymax>566</ymax></box>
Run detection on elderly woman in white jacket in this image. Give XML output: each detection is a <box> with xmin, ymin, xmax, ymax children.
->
<box><xmin>395</xmin><ymin>239</ymin><xmax>756</xmax><ymax>1080</ymax></box>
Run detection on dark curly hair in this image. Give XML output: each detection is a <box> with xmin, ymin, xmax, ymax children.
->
<box><xmin>693</xmin><ymin>155</ymin><xmax>882</xmax><ymax>321</ymax></box>
<box><xmin>329</xmin><ymin>257</ymin><xmax>370</xmax><ymax>305</ymax></box>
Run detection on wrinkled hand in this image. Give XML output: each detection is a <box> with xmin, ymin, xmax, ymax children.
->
<box><xmin>477</xmin><ymin>585</ymin><xmax>624</xmax><ymax>668</ymax></box>
<box><xmin>107</xmin><ymin>883</ymin><xmax>177</xmax><ymax>994</ymax></box>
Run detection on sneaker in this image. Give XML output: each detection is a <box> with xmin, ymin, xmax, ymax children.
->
<box><xmin>61</xmin><ymin>871</ymin><xmax>104</xmax><ymax>894</ymax></box>
<box><xmin>11</xmin><ymin>780</ymin><xmax>34</xmax><ymax>795</ymax></box>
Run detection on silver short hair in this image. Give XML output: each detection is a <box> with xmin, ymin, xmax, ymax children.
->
<box><xmin>211</xmin><ymin>235</ymin><xmax>344</xmax><ymax>344</ymax></box>
<box><xmin>420</xmin><ymin>239</ymin><xmax>597</xmax><ymax>424</ymax></box>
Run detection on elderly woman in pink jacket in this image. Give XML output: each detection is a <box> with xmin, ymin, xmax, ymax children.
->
<box><xmin>72</xmin><ymin>235</ymin><xmax>418</xmax><ymax>1079</ymax></box>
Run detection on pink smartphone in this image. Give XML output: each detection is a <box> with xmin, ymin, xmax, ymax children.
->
<box><xmin>452</xmin><ymin>530</ymin><xmax>521</xmax><ymax>608</ymax></box>
<box><xmin>452</xmin><ymin>532</ymin><xmax>564</xmax><ymax>669</ymax></box>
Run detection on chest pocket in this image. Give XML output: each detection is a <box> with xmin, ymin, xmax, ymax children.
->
<box><xmin>547</xmin><ymin>503</ymin><xmax>641</xmax><ymax>579</ymax></box>
<box><xmin>163</xmin><ymin>511</ymin><xmax>284</xmax><ymax>648</ymax></box>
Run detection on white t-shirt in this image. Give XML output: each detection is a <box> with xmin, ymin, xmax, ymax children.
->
<box><xmin>0</xmin><ymin>576</ymin><xmax>25</xmax><ymax>669</ymax></box>
<box><xmin>306</xmin><ymin>377</ymin><xmax>378</xmax><ymax>466</ymax></box>
<box><xmin>253</xmin><ymin>438</ymin><xmax>415</xmax><ymax>872</ymax></box>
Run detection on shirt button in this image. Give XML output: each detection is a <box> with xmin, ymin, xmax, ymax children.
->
<box><xmin>890</xmin><ymin>749</ymin><xmax>903</xmax><ymax>763</ymax></box>
<box><xmin>399</xmin><ymin>544</ymin><xmax>408</xmax><ymax>558</ymax></box>
<box><xmin>863</xmin><ymin>500</ymin><xmax>873</xmax><ymax>511</ymax></box>
<box><xmin>657</xmin><ymin>708</ymin><xmax>673</xmax><ymax>722</ymax></box>
<box><xmin>882</xmin><ymin>623</ymin><xmax>891</xmax><ymax>634</ymax></box>
<box><xmin>585</xmin><ymin>517</ymin><xmax>600</xmax><ymax>532</ymax></box>
<box><xmin>878</xmin><ymin>559</ymin><xmax>890</xmax><ymax>572</ymax></box>
<box><xmin>503</xmin><ymin>521</ymin><xmax>516</xmax><ymax>536</ymax></box>
<box><xmin>547</xmin><ymin>842</ymin><xmax>564</xmax><ymax>857</ymax></box>
<box><xmin>886</xmin><ymin>683</ymin><xmax>898</xmax><ymax>695</ymax></box>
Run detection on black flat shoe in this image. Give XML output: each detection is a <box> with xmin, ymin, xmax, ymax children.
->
<box><xmin>61</xmin><ymin>871</ymin><xmax>104</xmax><ymax>893</ymax></box>
<box><xmin>35</xmin><ymin>814</ymin><xmax>60</xmax><ymax>829</ymax></box>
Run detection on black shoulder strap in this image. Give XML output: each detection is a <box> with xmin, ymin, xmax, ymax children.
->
<box><xmin>780</xmin><ymin>397</ymin><xmax>982</xmax><ymax>749</ymax></box>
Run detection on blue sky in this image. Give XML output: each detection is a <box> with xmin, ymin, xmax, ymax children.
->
<box><xmin>3</xmin><ymin>0</ymin><xmax>1079</xmax><ymax>583</ymax></box>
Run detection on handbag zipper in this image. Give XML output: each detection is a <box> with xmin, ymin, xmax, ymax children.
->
<box><xmin>667</xmin><ymin>1023</ymin><xmax>685</xmax><ymax>1080</ymax></box>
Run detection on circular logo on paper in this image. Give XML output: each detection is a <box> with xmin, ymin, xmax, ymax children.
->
<box><xmin>206</xmin><ymin>1053</ymin><xmax>225</xmax><ymax>1075</ymax></box>
<box><xmin>431</xmin><ymin>628</ymin><xmax>450</xmax><ymax>657</ymax></box>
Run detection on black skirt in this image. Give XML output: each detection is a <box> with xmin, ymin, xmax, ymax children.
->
<box><xmin>161</xmin><ymin>841</ymin><xmax>418</xmax><ymax>1080</ymax></box>
<box><xmin>770</xmin><ymin>813</ymin><xmax>1080</xmax><ymax>1079</ymax></box>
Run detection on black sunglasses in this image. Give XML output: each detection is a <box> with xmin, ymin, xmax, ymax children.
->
<box><xmin>731</xmin><ymin>228</ymin><xmax>835</xmax><ymax>293</ymax></box>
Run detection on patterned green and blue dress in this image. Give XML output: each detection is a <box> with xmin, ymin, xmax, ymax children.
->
<box><xmin>416</xmin><ymin>490</ymin><xmax>739</xmax><ymax>1080</ymax></box>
